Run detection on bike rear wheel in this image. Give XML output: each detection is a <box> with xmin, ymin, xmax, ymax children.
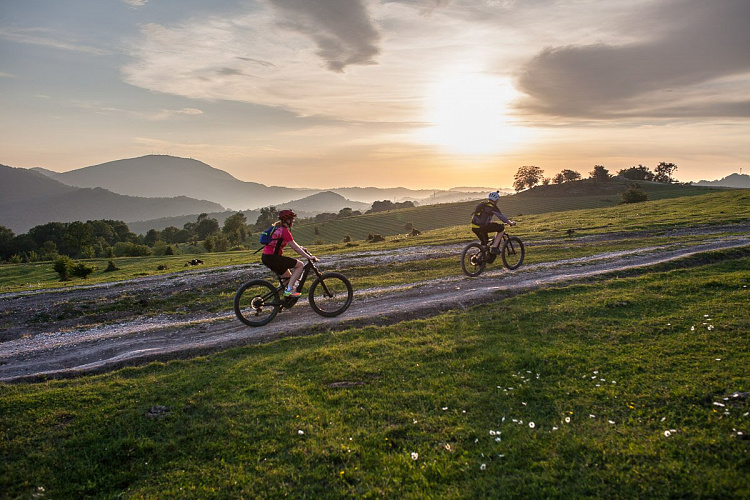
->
<box><xmin>461</xmin><ymin>242</ymin><xmax>486</xmax><ymax>277</ymax></box>
<box><xmin>501</xmin><ymin>236</ymin><xmax>525</xmax><ymax>270</ymax></box>
<box><xmin>234</xmin><ymin>279</ymin><xmax>281</xmax><ymax>326</ymax></box>
<box><xmin>308</xmin><ymin>272</ymin><xmax>353</xmax><ymax>317</ymax></box>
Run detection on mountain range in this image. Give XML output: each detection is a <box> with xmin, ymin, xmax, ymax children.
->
<box><xmin>694</xmin><ymin>173</ymin><xmax>750</xmax><ymax>189</ymax></box>
<box><xmin>32</xmin><ymin>155</ymin><xmax>492</xmax><ymax>211</ymax></box>
<box><xmin>0</xmin><ymin>165</ymin><xmax>223</xmax><ymax>234</ymax></box>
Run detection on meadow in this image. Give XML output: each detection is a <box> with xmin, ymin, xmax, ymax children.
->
<box><xmin>0</xmin><ymin>188</ymin><xmax>748</xmax><ymax>498</ymax></box>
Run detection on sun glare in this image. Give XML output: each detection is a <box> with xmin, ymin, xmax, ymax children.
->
<box><xmin>417</xmin><ymin>73</ymin><xmax>528</xmax><ymax>155</ymax></box>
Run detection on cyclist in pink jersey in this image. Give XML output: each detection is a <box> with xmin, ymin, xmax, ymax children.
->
<box><xmin>260</xmin><ymin>209</ymin><xmax>317</xmax><ymax>297</ymax></box>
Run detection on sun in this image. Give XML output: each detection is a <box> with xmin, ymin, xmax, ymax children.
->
<box><xmin>417</xmin><ymin>73</ymin><xmax>528</xmax><ymax>155</ymax></box>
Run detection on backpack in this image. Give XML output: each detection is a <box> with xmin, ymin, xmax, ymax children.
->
<box><xmin>254</xmin><ymin>225</ymin><xmax>284</xmax><ymax>255</ymax></box>
<box><xmin>471</xmin><ymin>201</ymin><xmax>493</xmax><ymax>226</ymax></box>
<box><xmin>259</xmin><ymin>225</ymin><xmax>276</xmax><ymax>245</ymax></box>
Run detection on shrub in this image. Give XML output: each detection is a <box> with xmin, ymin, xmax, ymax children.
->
<box><xmin>104</xmin><ymin>260</ymin><xmax>120</xmax><ymax>272</ymax></box>
<box><xmin>620</xmin><ymin>184</ymin><xmax>648</xmax><ymax>204</ymax></box>
<box><xmin>164</xmin><ymin>245</ymin><xmax>175</xmax><ymax>255</ymax></box>
<box><xmin>71</xmin><ymin>262</ymin><xmax>95</xmax><ymax>279</ymax></box>
<box><xmin>342</xmin><ymin>234</ymin><xmax>351</xmax><ymax>243</ymax></box>
<box><xmin>370</xmin><ymin>234</ymin><xmax>386</xmax><ymax>243</ymax></box>
<box><xmin>54</xmin><ymin>256</ymin><xmax>74</xmax><ymax>281</ymax></box>
<box><xmin>113</xmin><ymin>242</ymin><xmax>152</xmax><ymax>257</ymax></box>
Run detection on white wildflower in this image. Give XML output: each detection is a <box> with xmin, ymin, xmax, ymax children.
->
<box><xmin>411</xmin><ymin>452</ymin><xmax>419</xmax><ymax>461</ymax></box>
<box><xmin>565</xmin><ymin>417</ymin><xmax>571</xmax><ymax>423</ymax></box>
<box><xmin>480</xmin><ymin>463</ymin><xmax>487</xmax><ymax>470</ymax></box>
<box><xmin>529</xmin><ymin>422</ymin><xmax>535</xmax><ymax>428</ymax></box>
<box><xmin>298</xmin><ymin>430</ymin><xmax>304</xmax><ymax>435</ymax></box>
<box><xmin>664</xmin><ymin>430</ymin><xmax>671</xmax><ymax>437</ymax></box>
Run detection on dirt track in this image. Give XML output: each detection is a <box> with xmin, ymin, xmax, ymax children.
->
<box><xmin>1</xmin><ymin>225</ymin><xmax>748</xmax><ymax>383</ymax></box>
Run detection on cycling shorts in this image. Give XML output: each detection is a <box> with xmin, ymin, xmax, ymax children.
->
<box><xmin>261</xmin><ymin>254</ymin><xmax>299</xmax><ymax>276</ymax></box>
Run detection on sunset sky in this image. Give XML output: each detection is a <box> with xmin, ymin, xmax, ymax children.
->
<box><xmin>1</xmin><ymin>0</ymin><xmax>748</xmax><ymax>189</ymax></box>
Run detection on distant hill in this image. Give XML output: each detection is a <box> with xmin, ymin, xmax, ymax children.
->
<box><xmin>36</xmin><ymin>155</ymin><xmax>317</xmax><ymax>211</ymax></box>
<box><xmin>0</xmin><ymin>164</ymin><xmax>224</xmax><ymax>234</ymax></box>
<box><xmin>126</xmin><ymin>191</ymin><xmax>370</xmax><ymax>235</ymax></box>
<box><xmin>282</xmin><ymin>191</ymin><xmax>370</xmax><ymax>215</ymax></box>
<box><xmin>694</xmin><ymin>173</ymin><xmax>750</xmax><ymax>189</ymax></box>
<box><xmin>36</xmin><ymin>155</ymin><xmax>482</xmax><ymax>210</ymax></box>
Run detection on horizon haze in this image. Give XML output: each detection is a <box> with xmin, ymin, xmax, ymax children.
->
<box><xmin>1</xmin><ymin>0</ymin><xmax>748</xmax><ymax>189</ymax></box>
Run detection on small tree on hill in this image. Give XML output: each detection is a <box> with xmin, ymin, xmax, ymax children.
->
<box><xmin>590</xmin><ymin>165</ymin><xmax>611</xmax><ymax>182</ymax></box>
<box><xmin>513</xmin><ymin>166</ymin><xmax>544</xmax><ymax>192</ymax></box>
<box><xmin>618</xmin><ymin>165</ymin><xmax>654</xmax><ymax>181</ymax></box>
<box><xmin>254</xmin><ymin>206</ymin><xmax>279</xmax><ymax>230</ymax></box>
<box><xmin>561</xmin><ymin>169</ymin><xmax>582</xmax><ymax>182</ymax></box>
<box><xmin>654</xmin><ymin>162</ymin><xmax>678</xmax><ymax>183</ymax></box>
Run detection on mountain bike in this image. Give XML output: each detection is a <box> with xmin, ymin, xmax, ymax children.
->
<box><xmin>461</xmin><ymin>232</ymin><xmax>525</xmax><ymax>277</ymax></box>
<box><xmin>234</xmin><ymin>258</ymin><xmax>353</xmax><ymax>327</ymax></box>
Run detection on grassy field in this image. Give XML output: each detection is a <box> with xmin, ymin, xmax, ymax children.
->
<box><xmin>1</xmin><ymin>250</ymin><xmax>748</xmax><ymax>498</ymax></box>
<box><xmin>1</xmin><ymin>189</ymin><xmax>747</xmax><ymax>295</ymax></box>
<box><xmin>290</xmin><ymin>179</ymin><xmax>720</xmax><ymax>244</ymax></box>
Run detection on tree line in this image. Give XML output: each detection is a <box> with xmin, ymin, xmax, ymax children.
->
<box><xmin>513</xmin><ymin>162</ymin><xmax>678</xmax><ymax>191</ymax></box>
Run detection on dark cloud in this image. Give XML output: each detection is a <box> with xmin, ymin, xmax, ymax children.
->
<box><xmin>267</xmin><ymin>0</ymin><xmax>381</xmax><ymax>72</ymax></box>
<box><xmin>516</xmin><ymin>0</ymin><xmax>750</xmax><ymax>119</ymax></box>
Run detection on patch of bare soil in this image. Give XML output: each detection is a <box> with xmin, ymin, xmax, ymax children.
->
<box><xmin>1</xmin><ymin>224</ymin><xmax>748</xmax><ymax>382</ymax></box>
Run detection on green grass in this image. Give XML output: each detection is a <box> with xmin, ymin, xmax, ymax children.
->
<box><xmin>290</xmin><ymin>179</ymin><xmax>723</xmax><ymax>244</ymax></box>
<box><xmin>1</xmin><ymin>254</ymin><xmax>748</xmax><ymax>498</ymax></box>
<box><xmin>1</xmin><ymin>189</ymin><xmax>747</xmax><ymax>295</ymax></box>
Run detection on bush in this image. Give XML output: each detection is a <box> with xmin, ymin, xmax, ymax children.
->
<box><xmin>342</xmin><ymin>234</ymin><xmax>351</xmax><ymax>243</ymax></box>
<box><xmin>54</xmin><ymin>256</ymin><xmax>74</xmax><ymax>281</ymax></box>
<box><xmin>71</xmin><ymin>262</ymin><xmax>95</xmax><ymax>279</ymax></box>
<box><xmin>164</xmin><ymin>245</ymin><xmax>175</xmax><ymax>255</ymax></box>
<box><xmin>369</xmin><ymin>234</ymin><xmax>386</xmax><ymax>243</ymax></box>
<box><xmin>620</xmin><ymin>184</ymin><xmax>648</xmax><ymax>204</ymax></box>
<box><xmin>113</xmin><ymin>242</ymin><xmax>152</xmax><ymax>257</ymax></box>
<box><xmin>104</xmin><ymin>260</ymin><xmax>120</xmax><ymax>272</ymax></box>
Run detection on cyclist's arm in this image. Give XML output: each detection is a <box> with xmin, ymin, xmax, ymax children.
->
<box><xmin>288</xmin><ymin>240</ymin><xmax>317</xmax><ymax>261</ymax></box>
<box><xmin>492</xmin><ymin>209</ymin><xmax>512</xmax><ymax>225</ymax></box>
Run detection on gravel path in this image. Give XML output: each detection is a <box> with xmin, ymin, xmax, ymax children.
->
<box><xmin>1</xmin><ymin>224</ymin><xmax>748</xmax><ymax>382</ymax></box>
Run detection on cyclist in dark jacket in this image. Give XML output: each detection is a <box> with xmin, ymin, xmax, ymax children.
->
<box><xmin>471</xmin><ymin>191</ymin><xmax>516</xmax><ymax>254</ymax></box>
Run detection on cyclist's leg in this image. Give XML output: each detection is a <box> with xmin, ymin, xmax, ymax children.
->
<box><xmin>488</xmin><ymin>223</ymin><xmax>505</xmax><ymax>251</ymax></box>
<box><xmin>286</xmin><ymin>258</ymin><xmax>305</xmax><ymax>291</ymax></box>
<box><xmin>472</xmin><ymin>227</ymin><xmax>490</xmax><ymax>245</ymax></box>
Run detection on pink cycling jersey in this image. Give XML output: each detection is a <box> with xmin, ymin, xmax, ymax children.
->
<box><xmin>261</xmin><ymin>226</ymin><xmax>293</xmax><ymax>255</ymax></box>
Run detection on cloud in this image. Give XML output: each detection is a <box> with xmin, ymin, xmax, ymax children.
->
<box><xmin>0</xmin><ymin>27</ymin><xmax>110</xmax><ymax>55</ymax></box>
<box><xmin>149</xmin><ymin>108</ymin><xmax>204</xmax><ymax>120</ymax></box>
<box><xmin>265</xmin><ymin>0</ymin><xmax>381</xmax><ymax>72</ymax></box>
<box><xmin>122</xmin><ymin>0</ymin><xmax>148</xmax><ymax>6</ymax></box>
<box><xmin>515</xmin><ymin>0</ymin><xmax>750</xmax><ymax>120</ymax></box>
<box><xmin>120</xmin><ymin>3</ymin><xmax>415</xmax><ymax>121</ymax></box>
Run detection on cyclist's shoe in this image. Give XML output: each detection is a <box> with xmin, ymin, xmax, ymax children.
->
<box><xmin>283</xmin><ymin>289</ymin><xmax>301</xmax><ymax>298</ymax></box>
<box><xmin>490</xmin><ymin>246</ymin><xmax>501</xmax><ymax>255</ymax></box>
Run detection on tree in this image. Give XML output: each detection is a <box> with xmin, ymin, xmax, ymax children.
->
<box><xmin>143</xmin><ymin>229</ymin><xmax>161</xmax><ymax>246</ymax></box>
<box><xmin>222</xmin><ymin>212</ymin><xmax>248</xmax><ymax>245</ymax></box>
<box><xmin>654</xmin><ymin>162</ymin><xmax>678</xmax><ymax>183</ymax></box>
<box><xmin>618</xmin><ymin>165</ymin><xmax>654</xmax><ymax>181</ymax></box>
<box><xmin>195</xmin><ymin>217</ymin><xmax>220</xmax><ymax>240</ymax></box>
<box><xmin>254</xmin><ymin>206</ymin><xmax>279</xmax><ymax>230</ymax></box>
<box><xmin>0</xmin><ymin>225</ymin><xmax>14</xmax><ymax>261</ymax></box>
<box><xmin>590</xmin><ymin>165</ymin><xmax>611</xmax><ymax>182</ymax></box>
<box><xmin>513</xmin><ymin>166</ymin><xmax>544</xmax><ymax>192</ymax></box>
<box><xmin>561</xmin><ymin>169</ymin><xmax>582</xmax><ymax>182</ymax></box>
<box><xmin>552</xmin><ymin>172</ymin><xmax>565</xmax><ymax>185</ymax></box>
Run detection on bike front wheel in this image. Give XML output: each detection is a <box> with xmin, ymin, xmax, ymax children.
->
<box><xmin>234</xmin><ymin>279</ymin><xmax>281</xmax><ymax>327</ymax></box>
<box><xmin>461</xmin><ymin>242</ymin><xmax>486</xmax><ymax>277</ymax></box>
<box><xmin>501</xmin><ymin>236</ymin><xmax>525</xmax><ymax>270</ymax></box>
<box><xmin>308</xmin><ymin>272</ymin><xmax>353</xmax><ymax>317</ymax></box>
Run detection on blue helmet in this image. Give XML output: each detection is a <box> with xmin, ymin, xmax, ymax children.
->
<box><xmin>488</xmin><ymin>190</ymin><xmax>501</xmax><ymax>202</ymax></box>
